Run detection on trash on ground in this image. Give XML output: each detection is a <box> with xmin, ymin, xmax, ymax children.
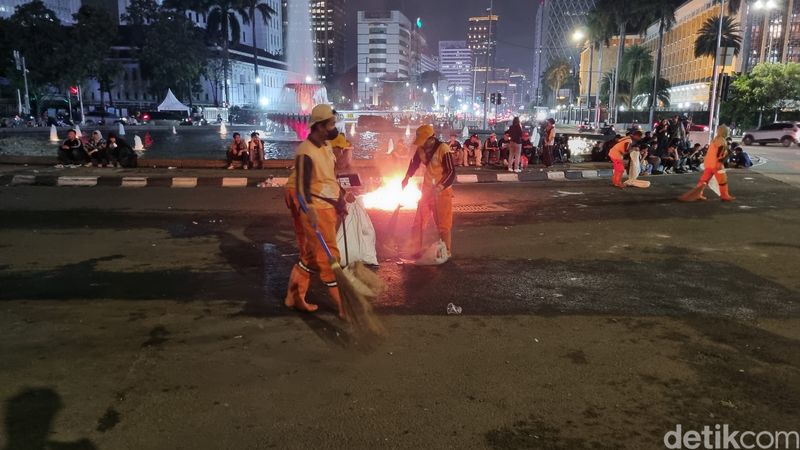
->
<box><xmin>446</xmin><ymin>303</ymin><xmax>463</xmax><ymax>315</ymax></box>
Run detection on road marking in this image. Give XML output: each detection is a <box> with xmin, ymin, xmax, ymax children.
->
<box><xmin>547</xmin><ymin>171</ymin><xmax>566</xmax><ymax>180</ymax></box>
<box><xmin>57</xmin><ymin>176</ymin><xmax>97</xmax><ymax>187</ymax></box>
<box><xmin>497</xmin><ymin>173</ymin><xmax>519</xmax><ymax>182</ymax></box>
<box><xmin>121</xmin><ymin>177</ymin><xmax>147</xmax><ymax>187</ymax></box>
<box><xmin>171</xmin><ymin>177</ymin><xmax>197</xmax><ymax>188</ymax></box>
<box><xmin>457</xmin><ymin>174</ymin><xmax>479</xmax><ymax>183</ymax></box>
<box><xmin>12</xmin><ymin>175</ymin><xmax>35</xmax><ymax>185</ymax></box>
<box><xmin>222</xmin><ymin>177</ymin><xmax>248</xmax><ymax>187</ymax></box>
<box><xmin>581</xmin><ymin>170</ymin><xmax>598</xmax><ymax>178</ymax></box>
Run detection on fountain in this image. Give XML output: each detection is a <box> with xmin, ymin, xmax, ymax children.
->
<box><xmin>74</xmin><ymin>125</ymin><xmax>82</xmax><ymax>138</ymax></box>
<box><xmin>462</xmin><ymin>125</ymin><xmax>470</xmax><ymax>139</ymax></box>
<box><xmin>172</xmin><ymin>126</ymin><xmax>177</xmax><ymax>135</ymax></box>
<box><xmin>405</xmin><ymin>124</ymin><xmax>411</xmax><ymax>137</ymax></box>
<box><xmin>350</xmin><ymin>122</ymin><xmax>356</xmax><ymax>137</ymax></box>
<box><xmin>118</xmin><ymin>123</ymin><xmax>125</xmax><ymax>136</ymax></box>
<box><xmin>387</xmin><ymin>138</ymin><xmax>395</xmax><ymax>155</ymax></box>
<box><xmin>219</xmin><ymin>122</ymin><xmax>227</xmax><ymax>136</ymax></box>
<box><xmin>133</xmin><ymin>135</ymin><xmax>144</xmax><ymax>151</ymax></box>
<box><xmin>49</xmin><ymin>125</ymin><xmax>59</xmax><ymax>142</ymax></box>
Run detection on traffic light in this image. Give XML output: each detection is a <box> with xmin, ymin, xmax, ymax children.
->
<box><xmin>490</xmin><ymin>93</ymin><xmax>496</xmax><ymax>104</ymax></box>
<box><xmin>495</xmin><ymin>93</ymin><xmax>502</xmax><ymax>105</ymax></box>
<box><xmin>69</xmin><ymin>86</ymin><xmax>78</xmax><ymax>95</ymax></box>
<box><xmin>720</xmin><ymin>74</ymin><xmax>732</xmax><ymax>102</ymax></box>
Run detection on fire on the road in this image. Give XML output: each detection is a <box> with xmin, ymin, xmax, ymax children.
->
<box><xmin>361</xmin><ymin>175</ymin><xmax>422</xmax><ymax>211</ymax></box>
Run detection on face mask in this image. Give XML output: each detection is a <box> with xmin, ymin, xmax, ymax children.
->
<box><xmin>326</xmin><ymin>127</ymin><xmax>339</xmax><ymax>141</ymax></box>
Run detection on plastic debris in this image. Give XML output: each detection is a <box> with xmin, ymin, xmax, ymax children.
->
<box><xmin>168</xmin><ymin>166</ymin><xmax>177</xmax><ymax>170</ymax></box>
<box><xmin>446</xmin><ymin>303</ymin><xmax>463</xmax><ymax>315</ymax></box>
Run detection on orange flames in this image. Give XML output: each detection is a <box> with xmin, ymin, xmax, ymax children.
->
<box><xmin>361</xmin><ymin>176</ymin><xmax>422</xmax><ymax>211</ymax></box>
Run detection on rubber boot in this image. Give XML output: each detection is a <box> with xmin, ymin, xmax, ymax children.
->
<box><xmin>719</xmin><ymin>184</ymin><xmax>736</xmax><ymax>202</ymax></box>
<box><xmin>328</xmin><ymin>286</ymin><xmax>346</xmax><ymax>320</ymax></box>
<box><xmin>284</xmin><ymin>265</ymin><xmax>317</xmax><ymax>312</ymax></box>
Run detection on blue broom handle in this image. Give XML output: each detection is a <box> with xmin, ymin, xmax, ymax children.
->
<box><xmin>315</xmin><ymin>229</ymin><xmax>336</xmax><ymax>263</ymax></box>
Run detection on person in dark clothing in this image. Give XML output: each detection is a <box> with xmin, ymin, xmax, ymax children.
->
<box><xmin>106</xmin><ymin>132</ymin><xmax>138</xmax><ymax>168</ymax></box>
<box><xmin>729</xmin><ymin>146</ymin><xmax>753</xmax><ymax>168</ymax></box>
<box><xmin>507</xmin><ymin>116</ymin><xmax>524</xmax><ymax>172</ymax></box>
<box><xmin>499</xmin><ymin>132</ymin><xmax>512</xmax><ymax>167</ymax></box>
<box><xmin>448</xmin><ymin>133</ymin><xmax>464</xmax><ymax>166</ymax></box>
<box><xmin>57</xmin><ymin>129</ymin><xmax>87</xmax><ymax>166</ymax></box>
<box><xmin>521</xmin><ymin>132</ymin><xmax>537</xmax><ymax>165</ymax></box>
<box><xmin>464</xmin><ymin>134</ymin><xmax>481</xmax><ymax>166</ymax></box>
<box><xmin>482</xmin><ymin>133</ymin><xmax>500</xmax><ymax>166</ymax></box>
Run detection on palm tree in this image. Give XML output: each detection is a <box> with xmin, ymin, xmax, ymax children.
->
<box><xmin>586</xmin><ymin>9</ymin><xmax>614</xmax><ymax>123</ymax></box>
<box><xmin>241</xmin><ymin>0</ymin><xmax>274</xmax><ymax>104</ymax></box>
<box><xmin>694</xmin><ymin>15</ymin><xmax>742</xmax><ymax>64</ymax></box>
<box><xmin>634</xmin><ymin>76</ymin><xmax>671</xmax><ymax>109</ymax></box>
<box><xmin>203</xmin><ymin>0</ymin><xmax>249</xmax><ymax>107</ymax></box>
<box><xmin>645</xmin><ymin>0</ymin><xmax>683</xmax><ymax>126</ymax></box>
<box><xmin>545</xmin><ymin>59</ymin><xmax>572</xmax><ymax>106</ymax></box>
<box><xmin>600</xmin><ymin>72</ymin><xmax>631</xmax><ymax>107</ymax></box>
<box><xmin>621</xmin><ymin>45</ymin><xmax>653</xmax><ymax>108</ymax></box>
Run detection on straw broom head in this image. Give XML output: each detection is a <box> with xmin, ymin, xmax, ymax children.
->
<box><xmin>332</xmin><ymin>261</ymin><xmax>386</xmax><ymax>336</ymax></box>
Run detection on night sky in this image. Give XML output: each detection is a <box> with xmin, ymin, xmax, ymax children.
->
<box><xmin>344</xmin><ymin>0</ymin><xmax>539</xmax><ymax>76</ymax></box>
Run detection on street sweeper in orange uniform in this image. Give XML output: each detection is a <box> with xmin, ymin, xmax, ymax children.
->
<box><xmin>402</xmin><ymin>125</ymin><xmax>457</xmax><ymax>258</ymax></box>
<box><xmin>284</xmin><ymin>104</ymin><xmax>348</xmax><ymax>318</ymax></box>
<box><xmin>679</xmin><ymin>125</ymin><xmax>736</xmax><ymax>202</ymax></box>
<box><xmin>609</xmin><ymin>130</ymin><xmax>643</xmax><ymax>188</ymax></box>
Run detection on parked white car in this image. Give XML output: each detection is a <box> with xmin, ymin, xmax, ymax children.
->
<box><xmin>741</xmin><ymin>122</ymin><xmax>800</xmax><ymax>147</ymax></box>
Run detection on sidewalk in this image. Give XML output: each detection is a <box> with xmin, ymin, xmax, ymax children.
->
<box><xmin>0</xmin><ymin>158</ymin><xmax>615</xmax><ymax>188</ymax></box>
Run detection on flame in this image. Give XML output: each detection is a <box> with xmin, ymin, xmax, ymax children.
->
<box><xmin>361</xmin><ymin>176</ymin><xmax>422</xmax><ymax>211</ymax></box>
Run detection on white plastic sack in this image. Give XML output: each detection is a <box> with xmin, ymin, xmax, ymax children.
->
<box><xmin>337</xmin><ymin>197</ymin><xmax>379</xmax><ymax>266</ymax></box>
<box><xmin>414</xmin><ymin>239</ymin><xmax>449</xmax><ymax>266</ymax></box>
<box><xmin>707</xmin><ymin>170</ymin><xmax>722</xmax><ymax>197</ymax></box>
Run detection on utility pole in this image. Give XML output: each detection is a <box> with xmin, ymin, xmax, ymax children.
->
<box><xmin>707</xmin><ymin>0</ymin><xmax>725</xmax><ymax>140</ymax></box>
<box><xmin>482</xmin><ymin>0</ymin><xmax>494</xmax><ymax>131</ymax></box>
<box><xmin>78</xmin><ymin>85</ymin><xmax>85</xmax><ymax>125</ymax></box>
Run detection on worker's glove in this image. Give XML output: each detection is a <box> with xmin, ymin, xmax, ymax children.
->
<box><xmin>335</xmin><ymin>196</ymin><xmax>348</xmax><ymax>217</ymax></box>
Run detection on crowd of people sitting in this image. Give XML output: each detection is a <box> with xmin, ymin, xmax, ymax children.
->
<box><xmin>590</xmin><ymin>114</ymin><xmax>753</xmax><ymax>176</ymax></box>
<box><xmin>226</xmin><ymin>132</ymin><xmax>267</xmax><ymax>170</ymax></box>
<box><xmin>446</xmin><ymin>117</ymin><xmax>571</xmax><ymax>171</ymax></box>
<box><xmin>56</xmin><ymin>129</ymin><xmax>138</xmax><ymax>168</ymax></box>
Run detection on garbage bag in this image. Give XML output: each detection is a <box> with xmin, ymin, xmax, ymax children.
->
<box><xmin>338</xmin><ymin>197</ymin><xmax>379</xmax><ymax>266</ymax></box>
<box><xmin>414</xmin><ymin>239</ymin><xmax>449</xmax><ymax>266</ymax></box>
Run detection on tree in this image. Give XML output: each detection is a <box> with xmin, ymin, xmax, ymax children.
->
<box><xmin>201</xmin><ymin>0</ymin><xmax>249</xmax><ymax>107</ymax></box>
<box><xmin>121</xmin><ymin>0</ymin><xmax>160</xmax><ymax>46</ymax></box>
<box><xmin>620</xmin><ymin>45</ymin><xmax>653</xmax><ymax>108</ymax></box>
<box><xmin>544</xmin><ymin>59</ymin><xmax>572</xmax><ymax>105</ymax></box>
<box><xmin>585</xmin><ymin>9</ymin><xmax>615</xmax><ymax>114</ymax></box>
<box><xmin>694</xmin><ymin>15</ymin><xmax>741</xmax><ymax>60</ymax></box>
<box><xmin>240</xmin><ymin>0</ymin><xmax>274</xmax><ymax>104</ymax></box>
<box><xmin>645</xmin><ymin>0</ymin><xmax>683</xmax><ymax>125</ymax></box>
<box><xmin>600</xmin><ymin>72</ymin><xmax>630</xmax><ymax>107</ymax></box>
<box><xmin>724</xmin><ymin>63</ymin><xmax>800</xmax><ymax>127</ymax></box>
<box><xmin>4</xmin><ymin>1</ymin><xmax>67</xmax><ymax>116</ymax></box>
<box><xmin>140</xmin><ymin>11</ymin><xmax>208</xmax><ymax>102</ymax></box>
<box><xmin>96</xmin><ymin>61</ymin><xmax>123</xmax><ymax>108</ymax></box>
<box><xmin>72</xmin><ymin>5</ymin><xmax>118</xmax><ymax>110</ymax></box>
<box><xmin>633</xmin><ymin>76</ymin><xmax>671</xmax><ymax>109</ymax></box>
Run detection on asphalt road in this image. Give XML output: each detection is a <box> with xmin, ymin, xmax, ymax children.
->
<box><xmin>1</xmin><ymin>169</ymin><xmax>798</xmax><ymax>449</ymax></box>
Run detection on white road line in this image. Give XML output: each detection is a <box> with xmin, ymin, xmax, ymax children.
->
<box><xmin>457</xmin><ymin>174</ymin><xmax>479</xmax><ymax>183</ymax></box>
<box><xmin>581</xmin><ymin>170</ymin><xmax>598</xmax><ymax>178</ymax></box>
<box><xmin>121</xmin><ymin>177</ymin><xmax>147</xmax><ymax>187</ymax></box>
<box><xmin>547</xmin><ymin>171</ymin><xmax>566</xmax><ymax>180</ymax></box>
<box><xmin>57</xmin><ymin>176</ymin><xmax>97</xmax><ymax>187</ymax></box>
<box><xmin>222</xmin><ymin>177</ymin><xmax>248</xmax><ymax>187</ymax></box>
<box><xmin>496</xmin><ymin>173</ymin><xmax>519</xmax><ymax>182</ymax></box>
<box><xmin>11</xmin><ymin>175</ymin><xmax>36</xmax><ymax>185</ymax></box>
<box><xmin>171</xmin><ymin>177</ymin><xmax>198</xmax><ymax>188</ymax></box>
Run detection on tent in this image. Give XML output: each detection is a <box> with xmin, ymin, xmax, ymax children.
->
<box><xmin>157</xmin><ymin>89</ymin><xmax>190</xmax><ymax>114</ymax></box>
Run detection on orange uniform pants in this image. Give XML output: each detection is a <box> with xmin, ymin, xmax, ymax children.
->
<box><xmin>699</xmin><ymin>166</ymin><xmax>727</xmax><ymax>186</ymax></box>
<box><xmin>611</xmin><ymin>158</ymin><xmax>625</xmax><ymax>186</ymax></box>
<box><xmin>285</xmin><ymin>189</ymin><xmax>340</xmax><ymax>287</ymax></box>
<box><xmin>413</xmin><ymin>187</ymin><xmax>454</xmax><ymax>254</ymax></box>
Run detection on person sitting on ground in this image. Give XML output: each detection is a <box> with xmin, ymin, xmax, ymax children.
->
<box><xmin>447</xmin><ymin>133</ymin><xmax>464</xmax><ymax>167</ymax></box>
<box><xmin>57</xmin><ymin>129</ymin><xmax>87</xmax><ymax>167</ymax></box>
<box><xmin>227</xmin><ymin>132</ymin><xmax>249</xmax><ymax>169</ymax></box>
<box><xmin>729</xmin><ymin>146</ymin><xmax>753</xmax><ymax>168</ymax></box>
<box><xmin>84</xmin><ymin>130</ymin><xmax>109</xmax><ymax>167</ymax></box>
<box><xmin>639</xmin><ymin>144</ymin><xmax>654</xmax><ymax>175</ymax></box>
<box><xmin>590</xmin><ymin>140</ymin><xmax>606</xmax><ymax>162</ymax></box>
<box><xmin>499</xmin><ymin>131</ymin><xmax>512</xmax><ymax>167</ymax></box>
<box><xmin>248</xmin><ymin>132</ymin><xmax>265</xmax><ymax>169</ymax></box>
<box><xmin>662</xmin><ymin>139</ymin><xmax>680</xmax><ymax>174</ymax></box>
<box><xmin>686</xmin><ymin>143</ymin><xmax>703</xmax><ymax>171</ymax></box>
<box><xmin>521</xmin><ymin>132</ymin><xmax>537</xmax><ymax>165</ymax></box>
<box><xmin>106</xmin><ymin>132</ymin><xmax>137</xmax><ymax>168</ymax></box>
<box><xmin>329</xmin><ymin>132</ymin><xmax>354</xmax><ymax>175</ymax></box>
<box><xmin>483</xmin><ymin>133</ymin><xmax>500</xmax><ymax>166</ymax></box>
<box><xmin>464</xmin><ymin>134</ymin><xmax>481</xmax><ymax>167</ymax></box>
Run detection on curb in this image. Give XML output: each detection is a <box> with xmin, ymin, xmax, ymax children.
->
<box><xmin>0</xmin><ymin>169</ymin><xmax>613</xmax><ymax>188</ymax></box>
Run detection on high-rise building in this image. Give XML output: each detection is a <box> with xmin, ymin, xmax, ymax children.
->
<box><xmin>357</xmin><ymin>10</ymin><xmax>427</xmax><ymax>105</ymax></box>
<box><xmin>438</xmin><ymin>40</ymin><xmax>473</xmax><ymax>99</ymax></box>
<box><xmin>0</xmin><ymin>0</ymin><xmax>81</xmax><ymax>23</ymax></box>
<box><xmin>467</xmin><ymin>13</ymin><xmax>498</xmax><ymax>101</ymax></box>
<box><xmin>739</xmin><ymin>0</ymin><xmax>800</xmax><ymax>69</ymax></box>
<box><xmin>531</xmin><ymin>1</ymin><xmax>545</xmax><ymax>105</ymax></box>
<box><xmin>310</xmin><ymin>0</ymin><xmax>347</xmax><ymax>83</ymax></box>
<box><xmin>536</xmin><ymin>0</ymin><xmax>594</xmax><ymax>104</ymax></box>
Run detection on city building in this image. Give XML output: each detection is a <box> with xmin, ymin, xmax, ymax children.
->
<box><xmin>0</xmin><ymin>0</ymin><xmax>80</xmax><ymax>23</ymax></box>
<box><xmin>739</xmin><ymin>0</ymin><xmax>800</xmax><ymax>70</ymax></box>
<box><xmin>467</xmin><ymin>13</ymin><xmax>498</xmax><ymax>101</ymax></box>
<box><xmin>438</xmin><ymin>40</ymin><xmax>473</xmax><ymax>99</ymax></box>
<box><xmin>577</xmin><ymin>35</ymin><xmax>641</xmax><ymax>106</ymax></box>
<box><xmin>531</xmin><ymin>1</ymin><xmax>545</xmax><ymax>105</ymax></box>
<box><xmin>310</xmin><ymin>0</ymin><xmax>347</xmax><ymax>83</ymax></box>
<box><xmin>509</xmin><ymin>71</ymin><xmax>531</xmax><ymax>106</ymax></box>
<box><xmin>356</xmin><ymin>10</ymin><xmax>428</xmax><ymax>105</ymax></box>
<box><xmin>536</xmin><ymin>0</ymin><xmax>595</xmax><ymax>105</ymax></box>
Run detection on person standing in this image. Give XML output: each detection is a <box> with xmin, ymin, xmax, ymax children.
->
<box><xmin>507</xmin><ymin>116</ymin><xmax>523</xmax><ymax>172</ymax></box>
<box><xmin>248</xmin><ymin>132</ymin><xmax>265</xmax><ymax>169</ymax></box>
<box><xmin>680</xmin><ymin>125</ymin><xmax>735</xmax><ymax>202</ymax></box>
<box><xmin>226</xmin><ymin>132</ymin><xmax>249</xmax><ymax>169</ymax></box>
<box><xmin>402</xmin><ymin>125</ymin><xmax>456</xmax><ymax>258</ymax></box>
<box><xmin>542</xmin><ymin>118</ymin><xmax>556</xmax><ymax>167</ymax></box>
<box><xmin>609</xmin><ymin>130</ymin><xmax>643</xmax><ymax>188</ymax></box>
<box><xmin>284</xmin><ymin>104</ymin><xmax>347</xmax><ymax>318</ymax></box>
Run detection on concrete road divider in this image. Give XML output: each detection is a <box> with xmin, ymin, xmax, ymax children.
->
<box><xmin>57</xmin><ymin>176</ymin><xmax>98</xmax><ymax>187</ymax></box>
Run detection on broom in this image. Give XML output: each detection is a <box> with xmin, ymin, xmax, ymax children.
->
<box><xmin>312</xmin><ymin>227</ymin><xmax>386</xmax><ymax>336</ymax></box>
